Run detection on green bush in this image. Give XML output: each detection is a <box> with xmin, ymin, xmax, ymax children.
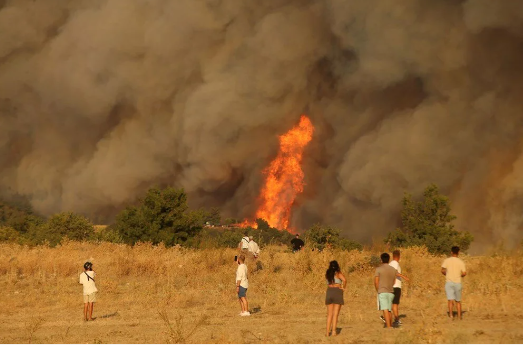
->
<box><xmin>224</xmin><ymin>218</ymin><xmax>239</xmax><ymax>225</ymax></box>
<box><xmin>189</xmin><ymin>223</ymin><xmax>294</xmax><ymax>249</ymax></box>
<box><xmin>112</xmin><ymin>187</ymin><xmax>204</xmax><ymax>246</ymax></box>
<box><xmin>338</xmin><ymin>237</ymin><xmax>365</xmax><ymax>252</ymax></box>
<box><xmin>93</xmin><ymin>225</ymin><xmax>124</xmax><ymax>243</ymax></box>
<box><xmin>304</xmin><ymin>224</ymin><xmax>362</xmax><ymax>251</ymax></box>
<box><xmin>0</xmin><ymin>226</ymin><xmax>20</xmax><ymax>242</ymax></box>
<box><xmin>204</xmin><ymin>207</ymin><xmax>221</xmax><ymax>226</ymax></box>
<box><xmin>250</xmin><ymin>220</ymin><xmax>295</xmax><ymax>246</ymax></box>
<box><xmin>385</xmin><ymin>184</ymin><xmax>474</xmax><ymax>254</ymax></box>
<box><xmin>27</xmin><ymin>212</ymin><xmax>95</xmax><ymax>246</ymax></box>
<box><xmin>189</xmin><ymin>227</ymin><xmax>244</xmax><ymax>248</ymax></box>
<box><xmin>0</xmin><ymin>200</ymin><xmax>45</xmax><ymax>236</ymax></box>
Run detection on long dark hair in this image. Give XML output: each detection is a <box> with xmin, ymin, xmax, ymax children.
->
<box><xmin>325</xmin><ymin>260</ymin><xmax>341</xmax><ymax>284</ymax></box>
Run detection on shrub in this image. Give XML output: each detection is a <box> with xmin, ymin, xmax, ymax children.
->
<box><xmin>250</xmin><ymin>222</ymin><xmax>294</xmax><ymax>247</ymax></box>
<box><xmin>255</xmin><ymin>218</ymin><xmax>270</xmax><ymax>230</ymax></box>
<box><xmin>0</xmin><ymin>226</ymin><xmax>20</xmax><ymax>242</ymax></box>
<box><xmin>338</xmin><ymin>237</ymin><xmax>364</xmax><ymax>252</ymax></box>
<box><xmin>190</xmin><ymin>227</ymin><xmax>244</xmax><ymax>248</ymax></box>
<box><xmin>224</xmin><ymin>218</ymin><xmax>238</xmax><ymax>226</ymax></box>
<box><xmin>93</xmin><ymin>225</ymin><xmax>124</xmax><ymax>243</ymax></box>
<box><xmin>0</xmin><ymin>200</ymin><xmax>45</xmax><ymax>236</ymax></box>
<box><xmin>27</xmin><ymin>212</ymin><xmax>95</xmax><ymax>246</ymax></box>
<box><xmin>204</xmin><ymin>207</ymin><xmax>221</xmax><ymax>226</ymax></box>
<box><xmin>304</xmin><ymin>224</ymin><xmax>362</xmax><ymax>251</ymax></box>
<box><xmin>112</xmin><ymin>187</ymin><xmax>204</xmax><ymax>246</ymax></box>
<box><xmin>188</xmin><ymin>224</ymin><xmax>294</xmax><ymax>249</ymax></box>
<box><xmin>385</xmin><ymin>184</ymin><xmax>474</xmax><ymax>254</ymax></box>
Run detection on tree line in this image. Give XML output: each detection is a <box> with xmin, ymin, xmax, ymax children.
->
<box><xmin>0</xmin><ymin>184</ymin><xmax>473</xmax><ymax>254</ymax></box>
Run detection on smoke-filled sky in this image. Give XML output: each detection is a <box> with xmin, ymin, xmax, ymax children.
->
<box><xmin>1</xmin><ymin>0</ymin><xmax>522</xmax><ymax>251</ymax></box>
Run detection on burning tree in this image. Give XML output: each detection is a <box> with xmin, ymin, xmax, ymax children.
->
<box><xmin>246</xmin><ymin>115</ymin><xmax>314</xmax><ymax>231</ymax></box>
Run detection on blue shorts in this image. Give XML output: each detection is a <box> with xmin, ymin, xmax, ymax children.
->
<box><xmin>238</xmin><ymin>286</ymin><xmax>248</xmax><ymax>298</ymax></box>
<box><xmin>378</xmin><ymin>293</ymin><xmax>394</xmax><ymax>311</ymax></box>
<box><xmin>445</xmin><ymin>282</ymin><xmax>462</xmax><ymax>301</ymax></box>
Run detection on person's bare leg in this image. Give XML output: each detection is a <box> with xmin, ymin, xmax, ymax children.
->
<box><xmin>383</xmin><ymin>309</ymin><xmax>392</xmax><ymax>328</ymax></box>
<box><xmin>326</xmin><ymin>304</ymin><xmax>334</xmax><ymax>336</ymax></box>
<box><xmin>392</xmin><ymin>304</ymin><xmax>399</xmax><ymax>322</ymax></box>
<box><xmin>88</xmin><ymin>302</ymin><xmax>94</xmax><ymax>320</ymax></box>
<box><xmin>243</xmin><ymin>297</ymin><xmax>249</xmax><ymax>313</ymax></box>
<box><xmin>240</xmin><ymin>297</ymin><xmax>248</xmax><ymax>313</ymax></box>
<box><xmin>83</xmin><ymin>303</ymin><xmax>88</xmax><ymax>321</ymax></box>
<box><xmin>332</xmin><ymin>304</ymin><xmax>342</xmax><ymax>335</ymax></box>
<box><xmin>238</xmin><ymin>298</ymin><xmax>244</xmax><ymax>313</ymax></box>
<box><xmin>456</xmin><ymin>301</ymin><xmax>462</xmax><ymax>320</ymax></box>
<box><xmin>448</xmin><ymin>300</ymin><xmax>454</xmax><ymax>320</ymax></box>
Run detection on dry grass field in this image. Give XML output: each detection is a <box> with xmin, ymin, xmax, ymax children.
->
<box><xmin>0</xmin><ymin>241</ymin><xmax>522</xmax><ymax>344</ymax></box>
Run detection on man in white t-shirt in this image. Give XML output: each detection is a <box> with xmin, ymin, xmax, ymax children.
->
<box><xmin>441</xmin><ymin>246</ymin><xmax>467</xmax><ymax>320</ymax></box>
<box><xmin>247</xmin><ymin>236</ymin><xmax>260</xmax><ymax>259</ymax></box>
<box><xmin>236</xmin><ymin>254</ymin><xmax>250</xmax><ymax>316</ymax></box>
<box><xmin>238</xmin><ymin>232</ymin><xmax>250</xmax><ymax>252</ymax></box>
<box><xmin>79</xmin><ymin>261</ymin><xmax>98</xmax><ymax>321</ymax></box>
<box><xmin>388</xmin><ymin>250</ymin><xmax>409</xmax><ymax>326</ymax></box>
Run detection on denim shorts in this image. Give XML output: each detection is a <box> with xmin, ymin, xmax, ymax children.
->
<box><xmin>238</xmin><ymin>286</ymin><xmax>248</xmax><ymax>298</ymax></box>
<box><xmin>445</xmin><ymin>282</ymin><xmax>462</xmax><ymax>301</ymax></box>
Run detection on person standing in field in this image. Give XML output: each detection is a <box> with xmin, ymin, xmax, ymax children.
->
<box><xmin>388</xmin><ymin>250</ymin><xmax>410</xmax><ymax>326</ymax></box>
<box><xmin>374</xmin><ymin>253</ymin><xmax>397</xmax><ymax>328</ymax></box>
<box><xmin>325</xmin><ymin>260</ymin><xmax>346</xmax><ymax>337</ymax></box>
<box><xmin>247</xmin><ymin>236</ymin><xmax>260</xmax><ymax>259</ymax></box>
<box><xmin>291</xmin><ymin>234</ymin><xmax>304</xmax><ymax>253</ymax></box>
<box><xmin>236</xmin><ymin>254</ymin><xmax>250</xmax><ymax>316</ymax></box>
<box><xmin>441</xmin><ymin>246</ymin><xmax>467</xmax><ymax>320</ymax></box>
<box><xmin>238</xmin><ymin>232</ymin><xmax>250</xmax><ymax>253</ymax></box>
<box><xmin>79</xmin><ymin>261</ymin><xmax>98</xmax><ymax>321</ymax></box>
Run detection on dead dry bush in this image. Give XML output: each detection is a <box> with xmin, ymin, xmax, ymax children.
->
<box><xmin>158</xmin><ymin>310</ymin><xmax>209</xmax><ymax>344</ymax></box>
<box><xmin>25</xmin><ymin>316</ymin><xmax>45</xmax><ymax>344</ymax></box>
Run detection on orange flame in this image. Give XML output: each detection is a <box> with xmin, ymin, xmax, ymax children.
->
<box><xmin>252</xmin><ymin>115</ymin><xmax>314</xmax><ymax>230</ymax></box>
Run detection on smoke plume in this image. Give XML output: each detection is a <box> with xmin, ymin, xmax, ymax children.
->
<box><xmin>0</xmin><ymin>0</ymin><xmax>521</xmax><ymax>251</ymax></box>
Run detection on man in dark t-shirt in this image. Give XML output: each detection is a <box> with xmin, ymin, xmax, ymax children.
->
<box><xmin>291</xmin><ymin>234</ymin><xmax>304</xmax><ymax>252</ymax></box>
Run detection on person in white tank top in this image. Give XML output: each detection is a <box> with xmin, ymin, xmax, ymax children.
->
<box><xmin>388</xmin><ymin>250</ymin><xmax>409</xmax><ymax>326</ymax></box>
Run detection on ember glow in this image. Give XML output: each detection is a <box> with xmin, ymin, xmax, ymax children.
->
<box><xmin>252</xmin><ymin>115</ymin><xmax>314</xmax><ymax>230</ymax></box>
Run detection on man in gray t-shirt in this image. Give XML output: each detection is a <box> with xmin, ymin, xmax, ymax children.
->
<box><xmin>374</xmin><ymin>253</ymin><xmax>397</xmax><ymax>328</ymax></box>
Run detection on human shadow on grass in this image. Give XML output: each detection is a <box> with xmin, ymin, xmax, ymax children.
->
<box><xmin>249</xmin><ymin>306</ymin><xmax>262</xmax><ymax>314</ymax></box>
<box><xmin>448</xmin><ymin>311</ymin><xmax>467</xmax><ymax>318</ymax></box>
<box><xmin>95</xmin><ymin>311</ymin><xmax>120</xmax><ymax>320</ymax></box>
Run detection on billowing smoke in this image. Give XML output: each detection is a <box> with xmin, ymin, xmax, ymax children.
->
<box><xmin>0</xmin><ymin>0</ymin><xmax>521</xmax><ymax>251</ymax></box>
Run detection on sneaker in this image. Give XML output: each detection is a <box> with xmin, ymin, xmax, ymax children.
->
<box><xmin>380</xmin><ymin>316</ymin><xmax>386</xmax><ymax>324</ymax></box>
<box><xmin>241</xmin><ymin>311</ymin><xmax>251</xmax><ymax>316</ymax></box>
<box><xmin>393</xmin><ymin>320</ymin><xmax>401</xmax><ymax>327</ymax></box>
<box><xmin>395</xmin><ymin>319</ymin><xmax>402</xmax><ymax>325</ymax></box>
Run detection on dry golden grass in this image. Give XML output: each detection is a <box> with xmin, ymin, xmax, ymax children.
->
<box><xmin>0</xmin><ymin>241</ymin><xmax>522</xmax><ymax>343</ymax></box>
